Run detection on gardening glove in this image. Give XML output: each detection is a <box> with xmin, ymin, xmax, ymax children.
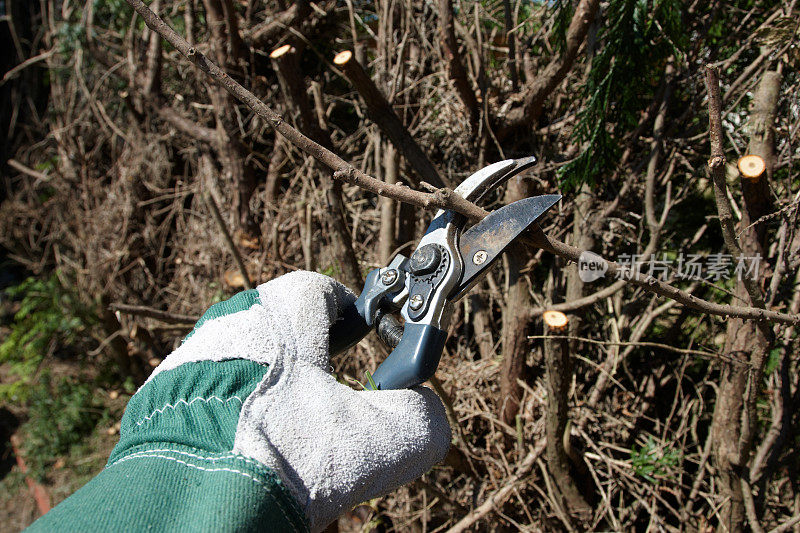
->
<box><xmin>28</xmin><ymin>271</ymin><xmax>451</xmax><ymax>533</ymax></box>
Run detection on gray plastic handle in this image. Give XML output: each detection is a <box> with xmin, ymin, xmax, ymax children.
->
<box><xmin>329</xmin><ymin>265</ymin><xmax>448</xmax><ymax>390</ymax></box>
<box><xmin>368</xmin><ymin>323</ymin><xmax>447</xmax><ymax>390</ymax></box>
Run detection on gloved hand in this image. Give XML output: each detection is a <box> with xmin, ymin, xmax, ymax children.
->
<box><xmin>29</xmin><ymin>271</ymin><xmax>450</xmax><ymax>533</ymax></box>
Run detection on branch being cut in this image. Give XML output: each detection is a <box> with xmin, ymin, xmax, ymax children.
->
<box><xmin>122</xmin><ymin>0</ymin><xmax>800</xmax><ymax>327</ymax></box>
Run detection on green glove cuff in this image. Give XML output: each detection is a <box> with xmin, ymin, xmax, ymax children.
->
<box><xmin>27</xmin><ymin>440</ymin><xmax>308</xmax><ymax>532</ymax></box>
<box><xmin>29</xmin><ymin>357</ymin><xmax>309</xmax><ymax>532</ymax></box>
<box><xmin>110</xmin><ymin>359</ymin><xmax>266</xmax><ymax>460</ymax></box>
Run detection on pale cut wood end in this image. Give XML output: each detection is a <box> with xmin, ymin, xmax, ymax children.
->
<box><xmin>543</xmin><ymin>310</ymin><xmax>569</xmax><ymax>331</ymax></box>
<box><xmin>270</xmin><ymin>44</ymin><xmax>293</xmax><ymax>59</ymax></box>
<box><xmin>333</xmin><ymin>50</ymin><xmax>353</xmax><ymax>65</ymax></box>
<box><xmin>738</xmin><ymin>154</ymin><xmax>765</xmax><ymax>179</ymax></box>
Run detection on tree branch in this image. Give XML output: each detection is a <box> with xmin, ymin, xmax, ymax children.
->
<box><xmin>438</xmin><ymin>0</ymin><xmax>478</xmax><ymax>125</ymax></box>
<box><xmin>704</xmin><ymin>65</ymin><xmax>766</xmax><ymax>310</ymax></box>
<box><xmin>201</xmin><ymin>158</ymin><xmax>253</xmax><ymax>290</ymax></box>
<box><xmin>124</xmin><ymin>0</ymin><xmax>455</xmax><ymax>211</ymax></box>
<box><xmin>333</xmin><ymin>50</ymin><xmax>446</xmax><ymax>188</ymax></box>
<box><xmin>271</xmin><ymin>44</ymin><xmax>363</xmax><ymax>288</ymax></box>
<box><xmin>156</xmin><ymin>106</ymin><xmax>218</xmax><ymax>144</ymax></box>
<box><xmin>524</xmin><ymin>228</ymin><xmax>799</xmax><ymax>326</ymax></box>
<box><xmin>446</xmin><ymin>439</ymin><xmax>546</xmax><ymax>533</ymax></box>
<box><xmin>244</xmin><ymin>2</ymin><xmax>307</xmax><ymax>47</ymax></box>
<box><xmin>500</xmin><ymin>0</ymin><xmax>600</xmax><ymax>133</ymax></box>
<box><xmin>109</xmin><ymin>303</ymin><xmax>199</xmax><ymax>324</ymax></box>
<box><xmin>122</xmin><ymin>0</ymin><xmax>800</xmax><ymax>327</ymax></box>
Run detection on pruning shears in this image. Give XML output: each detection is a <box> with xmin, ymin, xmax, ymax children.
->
<box><xmin>330</xmin><ymin>157</ymin><xmax>560</xmax><ymax>390</ymax></box>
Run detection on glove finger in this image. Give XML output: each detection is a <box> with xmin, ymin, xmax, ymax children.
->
<box><xmin>354</xmin><ymin>386</ymin><xmax>452</xmax><ymax>480</ymax></box>
<box><xmin>235</xmin><ymin>369</ymin><xmax>451</xmax><ymax>531</ymax></box>
<box><xmin>326</xmin><ymin>385</ymin><xmax>451</xmax><ymax>526</ymax></box>
<box><xmin>255</xmin><ymin>271</ymin><xmax>356</xmax><ymax>369</ymax></box>
<box><xmin>147</xmin><ymin>271</ymin><xmax>355</xmax><ymax>382</ymax></box>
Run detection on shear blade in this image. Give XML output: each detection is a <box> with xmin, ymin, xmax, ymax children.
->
<box><xmin>453</xmin><ymin>156</ymin><xmax>538</xmax><ymax>204</ymax></box>
<box><xmin>451</xmin><ymin>194</ymin><xmax>561</xmax><ymax>301</ymax></box>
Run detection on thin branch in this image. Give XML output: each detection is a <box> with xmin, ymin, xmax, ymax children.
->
<box><xmin>142</xmin><ymin>0</ymin><xmax>161</xmax><ymax>95</ymax></box>
<box><xmin>438</xmin><ymin>0</ymin><xmax>478</xmax><ymax>124</ymax></box>
<box><xmin>124</xmin><ymin>0</ymin><xmax>455</xmax><ymax>211</ymax></box>
<box><xmin>768</xmin><ymin>514</ymin><xmax>800</xmax><ymax>533</ymax></box>
<box><xmin>446</xmin><ymin>439</ymin><xmax>546</xmax><ymax>533</ymax></box>
<box><xmin>109</xmin><ymin>303</ymin><xmax>199</xmax><ymax>324</ymax></box>
<box><xmin>502</xmin><ymin>0</ymin><xmax>518</xmax><ymax>92</ymax></box>
<box><xmin>0</xmin><ymin>48</ymin><xmax>55</xmax><ymax>85</ymax></box>
<box><xmin>741</xmin><ymin>477</ymin><xmax>766</xmax><ymax>533</ymax></box>
<box><xmin>500</xmin><ymin>0</ymin><xmax>600</xmax><ymax>132</ymax></box>
<box><xmin>122</xmin><ymin>0</ymin><xmax>800</xmax><ymax>327</ymax></box>
<box><xmin>525</xmin><ymin>229</ymin><xmax>799</xmax><ymax>326</ymax></box>
<box><xmin>244</xmin><ymin>2</ymin><xmax>306</xmax><ymax>47</ymax></box>
<box><xmin>703</xmin><ymin>65</ymin><xmax>766</xmax><ymax>310</ymax></box>
<box><xmin>271</xmin><ymin>45</ymin><xmax>362</xmax><ymax>288</ymax></box>
<box><xmin>156</xmin><ymin>106</ymin><xmax>217</xmax><ymax>144</ymax></box>
<box><xmin>529</xmin><ymin>280</ymin><xmax>626</xmax><ymax>317</ymax></box>
<box><xmin>7</xmin><ymin>158</ymin><xmax>49</xmax><ymax>182</ymax></box>
<box><xmin>528</xmin><ymin>335</ymin><xmax>746</xmax><ymax>366</ymax></box>
<box><xmin>202</xmin><ymin>170</ymin><xmax>253</xmax><ymax>290</ymax></box>
<box><xmin>333</xmin><ymin>50</ymin><xmax>446</xmax><ymax>188</ymax></box>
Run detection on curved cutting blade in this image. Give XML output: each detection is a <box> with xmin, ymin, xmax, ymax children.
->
<box><xmin>453</xmin><ymin>156</ymin><xmax>537</xmax><ymax>204</ymax></box>
<box><xmin>418</xmin><ymin>156</ymin><xmax>538</xmax><ymax>248</ymax></box>
<box><xmin>450</xmin><ymin>194</ymin><xmax>561</xmax><ymax>301</ymax></box>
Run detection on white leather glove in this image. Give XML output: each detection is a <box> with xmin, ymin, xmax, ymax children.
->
<box><xmin>143</xmin><ymin>271</ymin><xmax>451</xmax><ymax>531</ymax></box>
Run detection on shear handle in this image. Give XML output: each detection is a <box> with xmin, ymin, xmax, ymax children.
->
<box><xmin>330</xmin><ymin>299</ymin><xmax>442</xmax><ymax>390</ymax></box>
<box><xmin>329</xmin><ymin>300</ymin><xmax>405</xmax><ymax>357</ymax></box>
<box><xmin>328</xmin><ymin>297</ymin><xmax>372</xmax><ymax>356</ymax></box>
<box><xmin>329</xmin><ymin>265</ymin><xmax>407</xmax><ymax>357</ymax></box>
<box><xmin>367</xmin><ymin>323</ymin><xmax>447</xmax><ymax>390</ymax></box>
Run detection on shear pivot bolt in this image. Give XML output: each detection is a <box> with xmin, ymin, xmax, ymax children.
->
<box><xmin>409</xmin><ymin>244</ymin><xmax>441</xmax><ymax>275</ymax></box>
<box><xmin>473</xmin><ymin>250</ymin><xmax>488</xmax><ymax>265</ymax></box>
<box><xmin>409</xmin><ymin>294</ymin><xmax>424</xmax><ymax>311</ymax></box>
<box><xmin>381</xmin><ymin>269</ymin><xmax>398</xmax><ymax>285</ymax></box>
